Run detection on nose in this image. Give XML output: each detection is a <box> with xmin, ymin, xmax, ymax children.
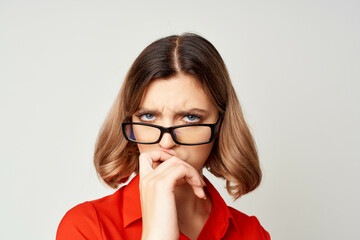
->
<box><xmin>158</xmin><ymin>132</ymin><xmax>177</xmax><ymax>149</ymax></box>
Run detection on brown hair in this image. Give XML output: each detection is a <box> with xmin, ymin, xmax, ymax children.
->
<box><xmin>94</xmin><ymin>33</ymin><xmax>262</xmax><ymax>199</ymax></box>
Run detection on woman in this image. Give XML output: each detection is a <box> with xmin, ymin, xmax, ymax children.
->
<box><xmin>56</xmin><ymin>33</ymin><xmax>270</xmax><ymax>240</ymax></box>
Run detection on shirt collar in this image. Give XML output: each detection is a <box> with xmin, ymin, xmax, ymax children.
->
<box><xmin>122</xmin><ymin>174</ymin><xmax>142</xmax><ymax>228</ymax></box>
<box><xmin>201</xmin><ymin>176</ymin><xmax>237</xmax><ymax>239</ymax></box>
<box><xmin>122</xmin><ymin>174</ymin><xmax>236</xmax><ymax>236</ymax></box>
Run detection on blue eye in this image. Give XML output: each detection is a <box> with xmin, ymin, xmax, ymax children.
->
<box><xmin>183</xmin><ymin>115</ymin><xmax>200</xmax><ymax>123</ymax></box>
<box><xmin>139</xmin><ymin>113</ymin><xmax>156</xmax><ymax>121</ymax></box>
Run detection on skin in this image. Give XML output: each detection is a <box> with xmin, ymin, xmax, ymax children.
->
<box><xmin>133</xmin><ymin>73</ymin><xmax>219</xmax><ymax>240</ymax></box>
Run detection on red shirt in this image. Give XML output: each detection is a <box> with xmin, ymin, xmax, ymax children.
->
<box><xmin>57</xmin><ymin>175</ymin><xmax>270</xmax><ymax>239</ymax></box>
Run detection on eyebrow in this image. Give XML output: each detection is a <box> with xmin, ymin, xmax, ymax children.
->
<box><xmin>136</xmin><ymin>107</ymin><xmax>209</xmax><ymax>116</ymax></box>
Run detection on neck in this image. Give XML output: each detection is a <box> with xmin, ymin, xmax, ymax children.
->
<box><xmin>174</xmin><ymin>176</ymin><xmax>211</xmax><ymax>223</ymax></box>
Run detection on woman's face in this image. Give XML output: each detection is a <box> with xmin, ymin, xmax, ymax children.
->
<box><xmin>132</xmin><ymin>73</ymin><xmax>219</xmax><ymax>172</ymax></box>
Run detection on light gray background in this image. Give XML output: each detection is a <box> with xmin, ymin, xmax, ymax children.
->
<box><xmin>1</xmin><ymin>0</ymin><xmax>359</xmax><ymax>239</ymax></box>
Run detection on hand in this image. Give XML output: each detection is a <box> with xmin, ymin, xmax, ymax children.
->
<box><xmin>139</xmin><ymin>151</ymin><xmax>206</xmax><ymax>240</ymax></box>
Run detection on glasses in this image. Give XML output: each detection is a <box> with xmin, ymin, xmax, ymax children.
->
<box><xmin>122</xmin><ymin>116</ymin><xmax>221</xmax><ymax>146</ymax></box>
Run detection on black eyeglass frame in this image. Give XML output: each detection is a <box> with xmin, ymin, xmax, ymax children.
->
<box><xmin>121</xmin><ymin>115</ymin><xmax>222</xmax><ymax>146</ymax></box>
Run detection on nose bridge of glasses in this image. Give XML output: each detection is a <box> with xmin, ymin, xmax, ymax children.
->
<box><xmin>157</xmin><ymin>125</ymin><xmax>177</xmax><ymax>147</ymax></box>
<box><xmin>161</xmin><ymin>126</ymin><xmax>173</xmax><ymax>133</ymax></box>
<box><xmin>159</xmin><ymin>126</ymin><xmax>176</xmax><ymax>141</ymax></box>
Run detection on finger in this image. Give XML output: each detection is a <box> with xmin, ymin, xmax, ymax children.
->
<box><xmin>154</xmin><ymin>159</ymin><xmax>206</xmax><ymax>199</ymax></box>
<box><xmin>139</xmin><ymin>151</ymin><xmax>173</xmax><ymax>176</ymax></box>
<box><xmin>154</xmin><ymin>157</ymin><xmax>204</xmax><ymax>186</ymax></box>
<box><xmin>192</xmin><ymin>185</ymin><xmax>206</xmax><ymax>199</ymax></box>
<box><xmin>155</xmin><ymin>157</ymin><xmax>204</xmax><ymax>186</ymax></box>
<box><xmin>170</xmin><ymin>165</ymin><xmax>206</xmax><ymax>199</ymax></box>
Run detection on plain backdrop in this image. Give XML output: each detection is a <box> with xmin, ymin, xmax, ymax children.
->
<box><xmin>1</xmin><ymin>0</ymin><xmax>359</xmax><ymax>239</ymax></box>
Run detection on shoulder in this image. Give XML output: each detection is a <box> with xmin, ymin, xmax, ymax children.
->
<box><xmin>56</xmin><ymin>190</ymin><xmax>122</xmax><ymax>240</ymax></box>
<box><xmin>56</xmin><ymin>201</ymin><xmax>102</xmax><ymax>240</ymax></box>
<box><xmin>228</xmin><ymin>206</ymin><xmax>271</xmax><ymax>240</ymax></box>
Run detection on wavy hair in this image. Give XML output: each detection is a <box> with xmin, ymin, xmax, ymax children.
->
<box><xmin>94</xmin><ymin>33</ymin><xmax>262</xmax><ymax>199</ymax></box>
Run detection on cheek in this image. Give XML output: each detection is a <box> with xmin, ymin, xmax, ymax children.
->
<box><xmin>184</xmin><ymin>142</ymin><xmax>214</xmax><ymax>170</ymax></box>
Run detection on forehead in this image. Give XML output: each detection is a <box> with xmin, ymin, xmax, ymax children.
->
<box><xmin>138</xmin><ymin>74</ymin><xmax>215</xmax><ymax>112</ymax></box>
